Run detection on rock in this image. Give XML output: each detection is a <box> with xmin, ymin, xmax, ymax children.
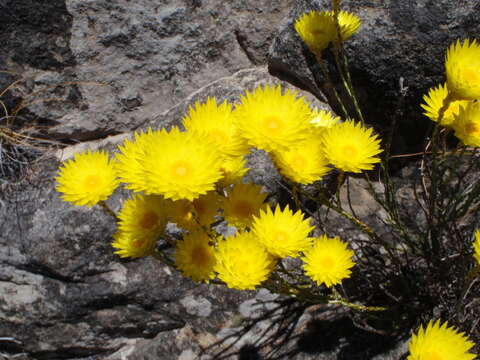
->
<box><xmin>268</xmin><ymin>0</ymin><xmax>480</xmax><ymax>153</ymax></box>
<box><xmin>1</xmin><ymin>0</ymin><xmax>293</xmax><ymax>142</ymax></box>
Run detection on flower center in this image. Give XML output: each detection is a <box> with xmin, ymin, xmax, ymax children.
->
<box><xmin>275</xmin><ymin>230</ymin><xmax>289</xmax><ymax>242</ymax></box>
<box><xmin>171</xmin><ymin>161</ymin><xmax>191</xmax><ymax>178</ymax></box>
<box><xmin>462</xmin><ymin>66</ymin><xmax>480</xmax><ymax>84</ymax></box>
<box><xmin>139</xmin><ymin>210</ymin><xmax>159</xmax><ymax>229</ymax></box>
<box><xmin>292</xmin><ymin>154</ymin><xmax>307</xmax><ymax>169</ymax></box>
<box><xmin>321</xmin><ymin>257</ymin><xmax>334</xmax><ymax>269</ymax></box>
<box><xmin>193</xmin><ymin>198</ymin><xmax>206</xmax><ymax>215</ymax></box>
<box><xmin>233</xmin><ymin>200</ymin><xmax>254</xmax><ymax>218</ymax></box>
<box><xmin>342</xmin><ymin>145</ymin><xmax>357</xmax><ymax>157</ymax></box>
<box><xmin>424</xmin><ymin>351</ymin><xmax>443</xmax><ymax>360</ymax></box>
<box><xmin>132</xmin><ymin>239</ymin><xmax>145</xmax><ymax>248</ymax></box>
<box><xmin>84</xmin><ymin>174</ymin><xmax>101</xmax><ymax>190</ymax></box>
<box><xmin>263</xmin><ymin>115</ymin><xmax>283</xmax><ymax>133</ymax></box>
<box><xmin>192</xmin><ymin>246</ymin><xmax>211</xmax><ymax>267</ymax></box>
<box><xmin>465</xmin><ymin>122</ymin><xmax>480</xmax><ymax>135</ymax></box>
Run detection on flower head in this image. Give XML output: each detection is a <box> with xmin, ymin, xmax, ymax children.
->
<box><xmin>329</xmin><ymin>10</ymin><xmax>361</xmax><ymax>41</ymax></box>
<box><xmin>117</xmin><ymin>194</ymin><xmax>168</xmax><ymax>240</ymax></box>
<box><xmin>446</xmin><ymin>39</ymin><xmax>480</xmax><ymax>100</ymax></box>
<box><xmin>175</xmin><ymin>230</ymin><xmax>217</xmax><ymax>283</ymax></box>
<box><xmin>302</xmin><ymin>235</ymin><xmax>355</xmax><ymax>287</ymax></box>
<box><xmin>112</xmin><ymin>231</ymin><xmax>157</xmax><ymax>258</ymax></box>
<box><xmin>56</xmin><ymin>150</ymin><xmax>119</xmax><ymax>207</ymax></box>
<box><xmin>452</xmin><ymin>101</ymin><xmax>480</xmax><ymax>147</ymax></box>
<box><xmin>222</xmin><ymin>183</ymin><xmax>268</xmax><ymax>229</ymax></box>
<box><xmin>141</xmin><ymin>128</ymin><xmax>223</xmax><ymax>200</ymax></box>
<box><xmin>115</xmin><ymin>128</ymin><xmax>159</xmax><ymax>192</ymax></box>
<box><xmin>310</xmin><ymin>108</ymin><xmax>341</xmax><ymax>130</ymax></box>
<box><xmin>217</xmin><ymin>156</ymin><xmax>249</xmax><ymax>188</ymax></box>
<box><xmin>294</xmin><ymin>11</ymin><xmax>336</xmax><ymax>55</ymax></box>
<box><xmin>214</xmin><ymin>231</ymin><xmax>276</xmax><ymax>290</ymax></box>
<box><xmin>191</xmin><ymin>191</ymin><xmax>222</xmax><ymax>227</ymax></box>
<box><xmin>253</xmin><ymin>204</ymin><xmax>314</xmax><ymax>258</ymax></box>
<box><xmin>407</xmin><ymin>320</ymin><xmax>476</xmax><ymax>360</ymax></box>
<box><xmin>321</xmin><ymin>120</ymin><xmax>382</xmax><ymax>173</ymax></box>
<box><xmin>273</xmin><ymin>136</ymin><xmax>331</xmax><ymax>185</ymax></box>
<box><xmin>473</xmin><ymin>230</ymin><xmax>480</xmax><ymax>265</ymax></box>
<box><xmin>421</xmin><ymin>84</ymin><xmax>471</xmax><ymax>126</ymax></box>
<box><xmin>234</xmin><ymin>85</ymin><xmax>313</xmax><ymax>153</ymax></box>
<box><xmin>182</xmin><ymin>98</ymin><xmax>249</xmax><ymax>158</ymax></box>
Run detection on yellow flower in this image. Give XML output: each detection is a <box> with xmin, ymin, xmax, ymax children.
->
<box><xmin>56</xmin><ymin>150</ymin><xmax>119</xmax><ymax>207</ymax></box>
<box><xmin>302</xmin><ymin>235</ymin><xmax>355</xmax><ymax>287</ymax></box>
<box><xmin>175</xmin><ymin>230</ymin><xmax>217</xmax><ymax>283</ymax></box>
<box><xmin>182</xmin><ymin>97</ymin><xmax>249</xmax><ymax>158</ymax></box>
<box><xmin>452</xmin><ymin>101</ymin><xmax>480</xmax><ymax>147</ymax></box>
<box><xmin>112</xmin><ymin>231</ymin><xmax>157</xmax><ymax>258</ymax></box>
<box><xmin>446</xmin><ymin>39</ymin><xmax>480</xmax><ymax>100</ymax></box>
<box><xmin>217</xmin><ymin>156</ymin><xmax>250</xmax><ymax>188</ymax></box>
<box><xmin>329</xmin><ymin>10</ymin><xmax>361</xmax><ymax>41</ymax></box>
<box><xmin>222</xmin><ymin>183</ymin><xmax>268</xmax><ymax>229</ymax></box>
<box><xmin>310</xmin><ymin>108</ymin><xmax>341</xmax><ymax>130</ymax></box>
<box><xmin>294</xmin><ymin>11</ymin><xmax>336</xmax><ymax>55</ymax></box>
<box><xmin>252</xmin><ymin>204</ymin><xmax>314</xmax><ymax>258</ymax></box>
<box><xmin>168</xmin><ymin>199</ymin><xmax>196</xmax><ymax>230</ymax></box>
<box><xmin>214</xmin><ymin>231</ymin><xmax>276</xmax><ymax>290</ymax></box>
<box><xmin>117</xmin><ymin>194</ymin><xmax>168</xmax><ymax>241</ymax></box>
<box><xmin>115</xmin><ymin>128</ymin><xmax>159</xmax><ymax>192</ymax></box>
<box><xmin>407</xmin><ymin>320</ymin><xmax>476</xmax><ymax>360</ymax></box>
<box><xmin>191</xmin><ymin>191</ymin><xmax>222</xmax><ymax>227</ymax></box>
<box><xmin>473</xmin><ymin>230</ymin><xmax>480</xmax><ymax>265</ymax></box>
<box><xmin>141</xmin><ymin>128</ymin><xmax>223</xmax><ymax>200</ymax></box>
<box><xmin>421</xmin><ymin>84</ymin><xmax>471</xmax><ymax>126</ymax></box>
<box><xmin>321</xmin><ymin>119</ymin><xmax>382</xmax><ymax>173</ymax></box>
<box><xmin>234</xmin><ymin>85</ymin><xmax>313</xmax><ymax>153</ymax></box>
<box><xmin>273</xmin><ymin>136</ymin><xmax>331</xmax><ymax>185</ymax></box>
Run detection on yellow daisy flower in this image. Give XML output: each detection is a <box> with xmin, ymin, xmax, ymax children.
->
<box><xmin>175</xmin><ymin>230</ymin><xmax>217</xmax><ymax>283</ymax></box>
<box><xmin>252</xmin><ymin>204</ymin><xmax>314</xmax><ymax>258</ymax></box>
<box><xmin>115</xmin><ymin>128</ymin><xmax>160</xmax><ymax>192</ymax></box>
<box><xmin>407</xmin><ymin>320</ymin><xmax>476</xmax><ymax>360</ymax></box>
<box><xmin>168</xmin><ymin>199</ymin><xmax>196</xmax><ymax>230</ymax></box>
<box><xmin>321</xmin><ymin>119</ymin><xmax>382</xmax><ymax>173</ymax></box>
<box><xmin>141</xmin><ymin>128</ymin><xmax>223</xmax><ymax>200</ymax></box>
<box><xmin>117</xmin><ymin>194</ymin><xmax>168</xmax><ymax>241</ymax></box>
<box><xmin>234</xmin><ymin>85</ymin><xmax>313</xmax><ymax>153</ymax></box>
<box><xmin>421</xmin><ymin>84</ymin><xmax>471</xmax><ymax>126</ymax></box>
<box><xmin>328</xmin><ymin>10</ymin><xmax>361</xmax><ymax>41</ymax></box>
<box><xmin>446</xmin><ymin>39</ymin><xmax>480</xmax><ymax>100</ymax></box>
<box><xmin>473</xmin><ymin>230</ymin><xmax>480</xmax><ymax>265</ymax></box>
<box><xmin>214</xmin><ymin>231</ymin><xmax>276</xmax><ymax>290</ymax></box>
<box><xmin>222</xmin><ymin>183</ymin><xmax>268</xmax><ymax>229</ymax></box>
<box><xmin>273</xmin><ymin>136</ymin><xmax>332</xmax><ymax>185</ymax></box>
<box><xmin>302</xmin><ymin>235</ymin><xmax>355</xmax><ymax>287</ymax></box>
<box><xmin>217</xmin><ymin>156</ymin><xmax>249</xmax><ymax>188</ymax></box>
<box><xmin>191</xmin><ymin>191</ymin><xmax>222</xmax><ymax>227</ymax></box>
<box><xmin>56</xmin><ymin>150</ymin><xmax>119</xmax><ymax>207</ymax></box>
<box><xmin>182</xmin><ymin>97</ymin><xmax>249</xmax><ymax>158</ymax></box>
<box><xmin>310</xmin><ymin>108</ymin><xmax>341</xmax><ymax>130</ymax></box>
<box><xmin>294</xmin><ymin>11</ymin><xmax>336</xmax><ymax>55</ymax></box>
<box><xmin>112</xmin><ymin>231</ymin><xmax>157</xmax><ymax>258</ymax></box>
<box><xmin>452</xmin><ymin>101</ymin><xmax>480</xmax><ymax>147</ymax></box>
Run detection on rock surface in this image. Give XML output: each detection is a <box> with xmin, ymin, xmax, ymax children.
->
<box><xmin>269</xmin><ymin>0</ymin><xmax>480</xmax><ymax>153</ymax></box>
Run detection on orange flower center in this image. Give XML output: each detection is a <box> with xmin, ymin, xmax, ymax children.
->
<box><xmin>424</xmin><ymin>351</ymin><xmax>443</xmax><ymax>360</ymax></box>
<box><xmin>191</xmin><ymin>246</ymin><xmax>211</xmax><ymax>267</ymax></box>
<box><xmin>275</xmin><ymin>230</ymin><xmax>289</xmax><ymax>242</ymax></box>
<box><xmin>233</xmin><ymin>200</ymin><xmax>254</xmax><ymax>218</ymax></box>
<box><xmin>132</xmin><ymin>239</ymin><xmax>145</xmax><ymax>248</ymax></box>
<box><xmin>342</xmin><ymin>145</ymin><xmax>357</xmax><ymax>157</ymax></box>
<box><xmin>292</xmin><ymin>154</ymin><xmax>307</xmax><ymax>169</ymax></box>
<box><xmin>139</xmin><ymin>210</ymin><xmax>159</xmax><ymax>229</ymax></box>
<box><xmin>465</xmin><ymin>122</ymin><xmax>480</xmax><ymax>135</ymax></box>
<box><xmin>83</xmin><ymin>174</ymin><xmax>101</xmax><ymax>189</ymax></box>
<box><xmin>263</xmin><ymin>115</ymin><xmax>283</xmax><ymax>133</ymax></box>
<box><xmin>193</xmin><ymin>198</ymin><xmax>206</xmax><ymax>215</ymax></box>
<box><xmin>171</xmin><ymin>161</ymin><xmax>191</xmax><ymax>178</ymax></box>
<box><xmin>462</xmin><ymin>67</ymin><xmax>480</xmax><ymax>84</ymax></box>
<box><xmin>321</xmin><ymin>257</ymin><xmax>334</xmax><ymax>269</ymax></box>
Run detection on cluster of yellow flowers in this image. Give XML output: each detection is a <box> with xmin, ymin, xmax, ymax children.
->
<box><xmin>422</xmin><ymin>39</ymin><xmax>480</xmax><ymax>146</ymax></box>
<box><xmin>56</xmin><ymin>84</ymin><xmax>375</xmax><ymax>290</ymax></box>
